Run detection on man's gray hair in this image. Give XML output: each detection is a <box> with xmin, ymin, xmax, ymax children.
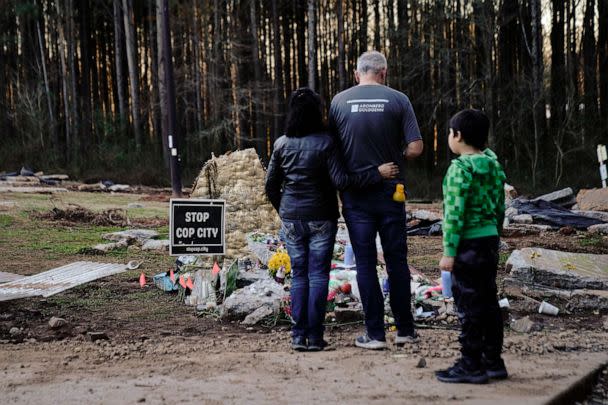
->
<box><xmin>356</xmin><ymin>51</ymin><xmax>387</xmax><ymax>75</ymax></box>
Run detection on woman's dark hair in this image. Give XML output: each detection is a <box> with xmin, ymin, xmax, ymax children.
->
<box><xmin>449</xmin><ymin>109</ymin><xmax>490</xmax><ymax>150</ymax></box>
<box><xmin>284</xmin><ymin>87</ymin><xmax>325</xmax><ymax>137</ymax></box>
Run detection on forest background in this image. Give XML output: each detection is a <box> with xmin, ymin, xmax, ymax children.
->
<box><xmin>1</xmin><ymin>0</ymin><xmax>606</xmax><ymax>197</ymax></box>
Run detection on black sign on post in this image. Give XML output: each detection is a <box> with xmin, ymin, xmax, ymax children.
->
<box><xmin>170</xmin><ymin>199</ymin><xmax>225</xmax><ymax>256</ymax></box>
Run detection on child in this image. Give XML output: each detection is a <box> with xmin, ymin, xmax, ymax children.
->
<box><xmin>435</xmin><ymin>109</ymin><xmax>507</xmax><ymax>384</ymax></box>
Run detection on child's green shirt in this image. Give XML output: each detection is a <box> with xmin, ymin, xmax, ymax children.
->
<box><xmin>442</xmin><ymin>149</ymin><xmax>506</xmax><ymax>257</ymax></box>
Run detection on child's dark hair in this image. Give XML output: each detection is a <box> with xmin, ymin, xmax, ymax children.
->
<box><xmin>284</xmin><ymin>87</ymin><xmax>325</xmax><ymax>137</ymax></box>
<box><xmin>449</xmin><ymin>109</ymin><xmax>490</xmax><ymax>150</ymax></box>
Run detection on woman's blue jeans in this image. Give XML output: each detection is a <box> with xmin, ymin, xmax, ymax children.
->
<box><xmin>280</xmin><ymin>219</ymin><xmax>337</xmax><ymax>340</ymax></box>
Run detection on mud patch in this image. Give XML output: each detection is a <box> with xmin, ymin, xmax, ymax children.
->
<box><xmin>32</xmin><ymin>206</ymin><xmax>129</xmax><ymax>227</ymax></box>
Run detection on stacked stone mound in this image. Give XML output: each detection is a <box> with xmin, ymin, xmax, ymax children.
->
<box><xmin>191</xmin><ymin>148</ymin><xmax>281</xmax><ymax>258</ymax></box>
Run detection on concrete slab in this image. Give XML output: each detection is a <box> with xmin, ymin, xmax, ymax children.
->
<box><xmin>0</xmin><ymin>271</ymin><xmax>25</xmax><ymax>283</ymax></box>
<box><xmin>0</xmin><ymin>261</ymin><xmax>127</xmax><ymax>301</ymax></box>
<box><xmin>533</xmin><ymin>187</ymin><xmax>576</xmax><ymax>207</ymax></box>
<box><xmin>503</xmin><ymin>277</ymin><xmax>608</xmax><ymax>311</ymax></box>
<box><xmin>506</xmin><ymin>248</ymin><xmax>608</xmax><ymax>290</ymax></box>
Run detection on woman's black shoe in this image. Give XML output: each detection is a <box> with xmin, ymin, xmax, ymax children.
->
<box><xmin>291</xmin><ymin>336</ymin><xmax>307</xmax><ymax>351</ymax></box>
<box><xmin>307</xmin><ymin>339</ymin><xmax>328</xmax><ymax>351</ymax></box>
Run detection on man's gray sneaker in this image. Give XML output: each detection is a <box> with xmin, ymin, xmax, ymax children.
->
<box><xmin>355</xmin><ymin>334</ymin><xmax>387</xmax><ymax>350</ymax></box>
<box><xmin>394</xmin><ymin>333</ymin><xmax>419</xmax><ymax>346</ymax></box>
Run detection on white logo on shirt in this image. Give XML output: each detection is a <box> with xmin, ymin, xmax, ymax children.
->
<box><xmin>347</xmin><ymin>99</ymin><xmax>388</xmax><ymax>113</ymax></box>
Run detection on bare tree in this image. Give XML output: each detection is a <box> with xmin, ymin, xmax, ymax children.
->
<box><xmin>307</xmin><ymin>0</ymin><xmax>316</xmax><ymax>90</ymax></box>
<box><xmin>122</xmin><ymin>0</ymin><xmax>142</xmax><ymax>151</ymax></box>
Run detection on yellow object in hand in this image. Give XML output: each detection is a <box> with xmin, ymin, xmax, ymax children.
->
<box><xmin>393</xmin><ymin>184</ymin><xmax>406</xmax><ymax>202</ymax></box>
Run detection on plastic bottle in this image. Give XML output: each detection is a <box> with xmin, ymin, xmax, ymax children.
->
<box><xmin>441</xmin><ymin>270</ymin><xmax>453</xmax><ymax>298</ymax></box>
<box><xmin>344</xmin><ymin>243</ymin><xmax>355</xmax><ymax>266</ymax></box>
<box><xmin>393</xmin><ymin>184</ymin><xmax>406</xmax><ymax>202</ymax></box>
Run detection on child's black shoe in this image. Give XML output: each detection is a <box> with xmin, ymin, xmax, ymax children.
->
<box><xmin>482</xmin><ymin>356</ymin><xmax>509</xmax><ymax>380</ymax></box>
<box><xmin>435</xmin><ymin>360</ymin><xmax>489</xmax><ymax>384</ymax></box>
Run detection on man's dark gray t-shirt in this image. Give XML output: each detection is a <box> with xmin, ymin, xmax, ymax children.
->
<box><xmin>329</xmin><ymin>84</ymin><xmax>422</xmax><ymax>182</ymax></box>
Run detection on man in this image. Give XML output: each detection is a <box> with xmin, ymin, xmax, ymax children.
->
<box><xmin>329</xmin><ymin>51</ymin><xmax>424</xmax><ymax>350</ymax></box>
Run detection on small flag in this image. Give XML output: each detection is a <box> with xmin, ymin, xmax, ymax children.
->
<box><xmin>212</xmin><ymin>261</ymin><xmax>221</xmax><ymax>276</ymax></box>
<box><xmin>179</xmin><ymin>275</ymin><xmax>187</xmax><ymax>289</ymax></box>
<box><xmin>186</xmin><ymin>276</ymin><xmax>194</xmax><ymax>290</ymax></box>
<box><xmin>169</xmin><ymin>268</ymin><xmax>175</xmax><ymax>283</ymax></box>
<box><xmin>139</xmin><ymin>272</ymin><xmax>146</xmax><ymax>287</ymax></box>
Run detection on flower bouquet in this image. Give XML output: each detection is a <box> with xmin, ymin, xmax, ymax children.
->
<box><xmin>267</xmin><ymin>248</ymin><xmax>291</xmax><ymax>280</ymax></box>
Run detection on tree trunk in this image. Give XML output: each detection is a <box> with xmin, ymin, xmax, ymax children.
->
<box><xmin>193</xmin><ymin>0</ymin><xmax>202</xmax><ymax>133</ymax></box>
<box><xmin>582</xmin><ymin>0</ymin><xmax>598</xmax><ymax>128</ymax></box>
<box><xmin>530</xmin><ymin>0</ymin><xmax>544</xmax><ymax>186</ymax></box>
<box><xmin>359</xmin><ymin>0</ymin><xmax>368</xmax><ymax>55</ymax></box>
<box><xmin>79</xmin><ymin>1</ymin><xmax>92</xmax><ymax>151</ymax></box>
<box><xmin>550</xmin><ymin>0</ymin><xmax>566</xmax><ymax>132</ymax></box>
<box><xmin>250</xmin><ymin>0</ymin><xmax>266</xmax><ymax>159</ymax></box>
<box><xmin>307</xmin><ymin>0</ymin><xmax>316</xmax><ymax>90</ymax></box>
<box><xmin>156</xmin><ymin>0</ymin><xmax>169</xmax><ymax>165</ymax></box>
<box><xmin>271</xmin><ymin>0</ymin><xmax>284</xmax><ymax>141</ymax></box>
<box><xmin>36</xmin><ymin>20</ymin><xmax>54</xmax><ymax>144</ymax></box>
<box><xmin>113</xmin><ymin>0</ymin><xmax>127</xmax><ymax>126</ymax></box>
<box><xmin>373</xmin><ymin>0</ymin><xmax>380</xmax><ymax>50</ymax></box>
<box><xmin>337</xmin><ymin>0</ymin><xmax>346</xmax><ymax>90</ymax></box>
<box><xmin>66</xmin><ymin>0</ymin><xmax>79</xmax><ymax>157</ymax></box>
<box><xmin>122</xmin><ymin>0</ymin><xmax>143</xmax><ymax>151</ymax></box>
<box><xmin>296</xmin><ymin>0</ymin><xmax>307</xmax><ymax>86</ymax></box>
<box><xmin>599</xmin><ymin>0</ymin><xmax>608</xmax><ymax>122</ymax></box>
<box><xmin>56</xmin><ymin>0</ymin><xmax>70</xmax><ymax>159</ymax></box>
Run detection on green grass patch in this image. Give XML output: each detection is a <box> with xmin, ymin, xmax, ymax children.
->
<box><xmin>45</xmin><ymin>284</ymin><xmax>165</xmax><ymax>312</ymax></box>
<box><xmin>0</xmin><ymin>214</ymin><xmax>13</xmax><ymax>227</ymax></box>
<box><xmin>409</xmin><ymin>254</ymin><xmax>440</xmax><ymax>270</ymax></box>
<box><xmin>499</xmin><ymin>252</ymin><xmax>510</xmax><ymax>266</ymax></box>
<box><xmin>579</xmin><ymin>234</ymin><xmax>605</xmax><ymax>248</ymax></box>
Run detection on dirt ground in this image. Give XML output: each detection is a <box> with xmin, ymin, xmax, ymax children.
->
<box><xmin>1</xmin><ymin>191</ymin><xmax>607</xmax><ymax>404</ymax></box>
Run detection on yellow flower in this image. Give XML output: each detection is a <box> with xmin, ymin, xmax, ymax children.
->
<box><xmin>268</xmin><ymin>249</ymin><xmax>291</xmax><ymax>276</ymax></box>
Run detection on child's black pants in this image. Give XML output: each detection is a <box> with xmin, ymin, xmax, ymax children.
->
<box><xmin>452</xmin><ymin>235</ymin><xmax>503</xmax><ymax>369</ymax></box>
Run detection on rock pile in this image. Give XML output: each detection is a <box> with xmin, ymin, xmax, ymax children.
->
<box><xmin>504</xmin><ymin>248</ymin><xmax>608</xmax><ymax>311</ymax></box>
<box><xmin>191</xmin><ymin>149</ymin><xmax>281</xmax><ymax>258</ymax></box>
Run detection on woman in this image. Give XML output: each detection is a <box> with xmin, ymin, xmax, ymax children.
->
<box><xmin>265</xmin><ymin>88</ymin><xmax>398</xmax><ymax>351</ymax></box>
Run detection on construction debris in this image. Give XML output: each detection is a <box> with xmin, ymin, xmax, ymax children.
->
<box><xmin>588</xmin><ymin>224</ymin><xmax>608</xmax><ymax>235</ymax></box>
<box><xmin>0</xmin><ymin>186</ymin><xmax>68</xmax><ymax>193</ymax></box>
<box><xmin>504</xmin><ymin>248</ymin><xmax>608</xmax><ymax>311</ymax></box>
<box><xmin>533</xmin><ymin>187</ymin><xmax>576</xmax><ymax>208</ymax></box>
<box><xmin>0</xmin><ymin>261</ymin><xmax>128</xmax><ymax>302</ymax></box>
<box><xmin>241</xmin><ymin>306</ymin><xmax>274</xmax><ymax>325</ymax></box>
<box><xmin>512</xmin><ymin>214</ymin><xmax>533</xmax><ymax>224</ymax></box>
<box><xmin>509</xmin><ymin>199</ymin><xmax>606</xmax><ymax>230</ymax></box>
<box><xmin>576</xmin><ymin>188</ymin><xmax>608</xmax><ymax>212</ymax></box>
<box><xmin>141</xmin><ymin>239</ymin><xmax>170</xmax><ymax>251</ymax></box>
<box><xmin>0</xmin><ymin>271</ymin><xmax>25</xmax><ymax>283</ymax></box>
<box><xmin>221</xmin><ymin>279</ymin><xmax>287</xmax><ymax>319</ymax></box>
<box><xmin>91</xmin><ymin>240</ymin><xmax>129</xmax><ymax>253</ymax></box>
<box><xmin>0</xmin><ymin>168</ymin><xmax>70</xmax><ymax>193</ymax></box>
<box><xmin>103</xmin><ymin>229</ymin><xmax>158</xmax><ymax>242</ymax></box>
<box><xmin>76</xmin><ymin>182</ymin><xmax>131</xmax><ymax>192</ymax></box>
<box><xmin>48</xmin><ymin>317</ymin><xmax>68</xmax><ymax>329</ymax></box>
<box><xmin>506</xmin><ymin>248</ymin><xmax>608</xmax><ymax>290</ymax></box>
<box><xmin>511</xmin><ymin>316</ymin><xmax>543</xmax><ymax>333</ymax></box>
